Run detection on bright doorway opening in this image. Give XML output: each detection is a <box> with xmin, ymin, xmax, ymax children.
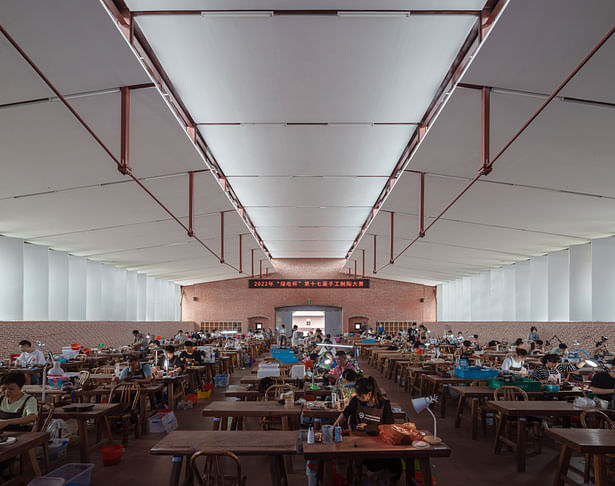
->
<box><xmin>292</xmin><ymin>310</ymin><xmax>325</xmax><ymax>334</ymax></box>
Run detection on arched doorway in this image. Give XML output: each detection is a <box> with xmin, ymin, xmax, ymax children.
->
<box><xmin>247</xmin><ymin>315</ymin><xmax>271</xmax><ymax>332</ymax></box>
<box><xmin>275</xmin><ymin>305</ymin><xmax>343</xmax><ymax>338</ymax></box>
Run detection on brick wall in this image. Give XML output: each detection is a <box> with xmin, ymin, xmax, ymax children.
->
<box><xmin>0</xmin><ymin>321</ymin><xmax>196</xmax><ymax>360</ymax></box>
<box><xmin>423</xmin><ymin>321</ymin><xmax>615</xmax><ymax>352</ymax></box>
<box><xmin>181</xmin><ymin>274</ymin><xmax>436</xmax><ymax>333</ymax></box>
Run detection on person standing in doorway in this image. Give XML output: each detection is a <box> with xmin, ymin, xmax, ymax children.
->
<box><xmin>279</xmin><ymin>324</ymin><xmax>287</xmax><ymax>347</ymax></box>
<box><xmin>291</xmin><ymin>325</ymin><xmax>299</xmax><ymax>347</ymax></box>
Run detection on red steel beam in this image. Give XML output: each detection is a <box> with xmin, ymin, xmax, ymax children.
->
<box><xmin>102</xmin><ymin>0</ymin><xmax>272</xmax><ymax>261</ymax></box>
<box><xmin>362</xmin><ymin>249</ymin><xmax>366</xmax><ymax>278</ymax></box>
<box><xmin>251</xmin><ymin>249</ymin><xmax>255</xmax><ymax>277</ymax></box>
<box><xmin>354</xmin><ymin>260</ymin><xmax>357</xmax><ymax>278</ymax></box>
<box><xmin>389</xmin><ymin>211</ymin><xmax>395</xmax><ymax>264</ymax></box>
<box><xmin>419</xmin><ymin>172</ymin><xmax>425</xmax><ymax>237</ymax></box>
<box><xmin>480</xmin><ymin>86</ymin><xmax>491</xmax><ymax>175</ymax></box>
<box><xmin>119</xmin><ymin>86</ymin><xmax>131</xmax><ymax>174</ymax></box>
<box><xmin>220</xmin><ymin>211</ymin><xmax>225</xmax><ymax>264</ymax></box>
<box><xmin>0</xmin><ymin>21</ymin><xmax>246</xmax><ymax>273</ymax></box>
<box><xmin>187</xmin><ymin>172</ymin><xmax>194</xmax><ymax>237</ymax></box>
<box><xmin>239</xmin><ymin>234</ymin><xmax>243</xmax><ymax>274</ymax></box>
<box><xmin>344</xmin><ymin>0</ymin><xmax>506</xmax><ymax>261</ymax></box>
<box><xmin>388</xmin><ymin>21</ymin><xmax>615</xmax><ymax>265</ymax></box>
<box><xmin>373</xmin><ymin>234</ymin><xmax>377</xmax><ymax>274</ymax></box>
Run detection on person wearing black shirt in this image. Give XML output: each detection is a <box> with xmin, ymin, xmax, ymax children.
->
<box><xmin>156</xmin><ymin>346</ymin><xmax>184</xmax><ymax>372</ymax></box>
<box><xmin>334</xmin><ymin>377</ymin><xmax>400</xmax><ymax>480</ymax></box>
<box><xmin>179</xmin><ymin>341</ymin><xmax>204</xmax><ymax>366</ymax></box>
<box><xmin>590</xmin><ymin>362</ymin><xmax>615</xmax><ymax>401</ymax></box>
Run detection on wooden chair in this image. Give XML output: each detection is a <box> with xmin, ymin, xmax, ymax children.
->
<box><xmin>107</xmin><ymin>383</ymin><xmax>141</xmax><ymax>445</ymax></box>
<box><xmin>493</xmin><ymin>386</ymin><xmax>542</xmax><ymax>455</ymax></box>
<box><xmin>33</xmin><ymin>401</ymin><xmax>55</xmax><ymax>472</ymax></box>
<box><xmin>92</xmin><ymin>365</ymin><xmax>116</xmax><ymax>374</ymax></box>
<box><xmin>261</xmin><ymin>385</ymin><xmax>295</xmax><ymax>431</ymax></box>
<box><xmin>579</xmin><ymin>409</ymin><xmax>615</xmax><ymax>483</ymax></box>
<box><xmin>190</xmin><ymin>450</ymin><xmax>245</xmax><ymax>486</ymax></box>
<box><xmin>264</xmin><ymin>384</ymin><xmax>294</xmax><ymax>401</ymax></box>
<box><xmin>78</xmin><ymin>370</ymin><xmax>91</xmax><ymax>387</ymax></box>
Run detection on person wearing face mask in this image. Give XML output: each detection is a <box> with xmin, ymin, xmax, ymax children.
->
<box><xmin>327</xmin><ymin>351</ymin><xmax>356</xmax><ymax>384</ymax></box>
<box><xmin>590</xmin><ymin>359</ymin><xmax>615</xmax><ymax>401</ymax></box>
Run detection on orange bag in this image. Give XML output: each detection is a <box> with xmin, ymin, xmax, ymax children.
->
<box><xmin>378</xmin><ymin>423</ymin><xmax>423</xmax><ymax>445</ymax></box>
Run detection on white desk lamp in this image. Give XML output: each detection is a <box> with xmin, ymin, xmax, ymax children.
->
<box><xmin>411</xmin><ymin>396</ymin><xmax>441</xmax><ymax>444</ymax></box>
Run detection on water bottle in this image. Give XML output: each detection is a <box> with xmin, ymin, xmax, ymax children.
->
<box><xmin>307</xmin><ymin>426</ymin><xmax>315</xmax><ymax>444</ymax></box>
<box><xmin>114</xmin><ymin>363</ymin><xmax>121</xmax><ymax>377</ymax></box>
<box><xmin>334</xmin><ymin>425</ymin><xmax>342</xmax><ymax>442</ymax></box>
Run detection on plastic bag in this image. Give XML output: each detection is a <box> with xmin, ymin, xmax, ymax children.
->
<box><xmin>47</xmin><ymin>418</ymin><xmax>73</xmax><ymax>438</ymax></box>
<box><xmin>378</xmin><ymin>423</ymin><xmax>423</xmax><ymax>445</ymax></box>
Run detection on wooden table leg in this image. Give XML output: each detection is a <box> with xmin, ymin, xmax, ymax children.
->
<box><xmin>168</xmin><ymin>382</ymin><xmax>176</xmax><ymax>410</ymax></box>
<box><xmin>169</xmin><ymin>456</ymin><xmax>183</xmax><ymax>486</ymax></box>
<box><xmin>471</xmin><ymin>397</ymin><xmax>479</xmax><ymax>440</ymax></box>
<box><xmin>27</xmin><ymin>447</ymin><xmax>42</xmax><ymax>477</ymax></box>
<box><xmin>103</xmin><ymin>415</ymin><xmax>114</xmax><ymax>445</ymax></box>
<box><xmin>322</xmin><ymin>459</ymin><xmax>334</xmax><ymax>486</ymax></box>
<box><xmin>140</xmin><ymin>394</ymin><xmax>148</xmax><ymax>435</ymax></box>
<box><xmin>440</xmin><ymin>385</ymin><xmax>447</xmax><ymax>418</ymax></box>
<box><xmin>454</xmin><ymin>395</ymin><xmax>465</xmax><ymax>428</ymax></box>
<box><xmin>419</xmin><ymin>458</ymin><xmax>432</xmax><ymax>486</ymax></box>
<box><xmin>594</xmin><ymin>454</ymin><xmax>607</xmax><ymax>486</ymax></box>
<box><xmin>221</xmin><ymin>416</ymin><xmax>229</xmax><ymax>431</ymax></box>
<box><xmin>494</xmin><ymin>414</ymin><xmax>504</xmax><ymax>454</ymax></box>
<box><xmin>516</xmin><ymin>417</ymin><xmax>527</xmax><ymax>472</ymax></box>
<box><xmin>212</xmin><ymin>418</ymin><xmax>221</xmax><ymax>431</ymax></box>
<box><xmin>552</xmin><ymin>445</ymin><xmax>572</xmax><ymax>486</ymax></box>
<box><xmin>77</xmin><ymin>418</ymin><xmax>90</xmax><ymax>463</ymax></box>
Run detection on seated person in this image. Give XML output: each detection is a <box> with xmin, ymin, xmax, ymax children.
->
<box><xmin>594</xmin><ymin>341</ymin><xmax>612</xmax><ymax>360</ymax></box>
<box><xmin>338</xmin><ymin>369</ymin><xmax>360</xmax><ymax>402</ymax></box>
<box><xmin>131</xmin><ymin>330</ymin><xmax>149</xmax><ymax>354</ymax></box>
<box><xmin>485</xmin><ymin>340</ymin><xmax>501</xmax><ymax>351</ymax></box>
<box><xmin>590</xmin><ymin>360</ymin><xmax>615</xmax><ymax>401</ymax></box>
<box><xmin>530</xmin><ymin>339</ymin><xmax>546</xmax><ymax>354</ymax></box>
<box><xmin>501</xmin><ymin>348</ymin><xmax>528</xmax><ymax>374</ymax></box>
<box><xmin>471</xmin><ymin>335</ymin><xmax>481</xmax><ymax>351</ymax></box>
<box><xmin>179</xmin><ymin>341</ymin><xmax>204</xmax><ymax>366</ymax></box>
<box><xmin>16</xmin><ymin>340</ymin><xmax>45</xmax><ymax>385</ymax></box>
<box><xmin>512</xmin><ymin>338</ymin><xmax>526</xmax><ymax>351</ymax></box>
<box><xmin>327</xmin><ymin>351</ymin><xmax>356</xmax><ymax>384</ymax></box>
<box><xmin>531</xmin><ymin>354</ymin><xmax>562</xmax><ymax>383</ymax></box>
<box><xmin>0</xmin><ymin>372</ymin><xmax>38</xmax><ymax>431</ymax></box>
<box><xmin>333</xmin><ymin>377</ymin><xmax>400</xmax><ymax>480</ymax></box>
<box><xmin>319</xmin><ymin>351</ymin><xmax>335</xmax><ymax>370</ymax></box>
<box><xmin>156</xmin><ymin>346</ymin><xmax>184</xmax><ymax>375</ymax></box>
<box><xmin>116</xmin><ymin>356</ymin><xmax>152</xmax><ymax>384</ymax></box>
<box><xmin>454</xmin><ymin>341</ymin><xmax>475</xmax><ymax>360</ymax></box>
<box><xmin>550</xmin><ymin>343</ymin><xmax>568</xmax><ymax>356</ymax></box>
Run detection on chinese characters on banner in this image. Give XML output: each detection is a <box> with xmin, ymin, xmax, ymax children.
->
<box><xmin>248</xmin><ymin>279</ymin><xmax>370</xmax><ymax>289</ymax></box>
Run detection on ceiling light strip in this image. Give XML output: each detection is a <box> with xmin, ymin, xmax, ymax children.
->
<box><xmin>132</xmin><ymin>9</ymin><xmax>481</xmax><ymax>17</ymax></box>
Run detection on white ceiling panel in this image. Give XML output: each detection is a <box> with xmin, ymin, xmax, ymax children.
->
<box><xmin>126</xmin><ymin>1</ymin><xmax>487</xmax><ymax>11</ymax></box>
<box><xmin>228</xmin><ymin>177</ymin><xmax>385</xmax><ymax>207</ymax></box>
<box><xmin>438</xmin><ymin>178</ymin><xmax>615</xmax><ymax>239</ymax></box>
<box><xmin>201</xmin><ymin>125</ymin><xmax>413</xmax><ymax>176</ymax></box>
<box><xmin>266</xmin><ymin>240</ymin><xmax>353</xmax><ymax>255</ymax></box>
<box><xmin>247</xmin><ymin>207</ymin><xmax>371</xmax><ymax>227</ymax></box>
<box><xmin>0</xmin><ymin>1</ymin><xmax>149</xmax><ymax>98</ymax></box>
<box><xmin>0</xmin><ymin>34</ymin><xmax>51</xmax><ymax>105</ymax></box>
<box><xmin>257</xmin><ymin>226</ymin><xmax>360</xmax><ymax>241</ymax></box>
<box><xmin>462</xmin><ymin>0</ymin><xmax>615</xmax><ymax>99</ymax></box>
<box><xmin>136</xmin><ymin>13</ymin><xmax>477</xmax><ymax>122</ymax></box>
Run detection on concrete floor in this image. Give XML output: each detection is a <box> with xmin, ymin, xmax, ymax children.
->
<box><xmin>50</xmin><ymin>359</ymin><xmax>591</xmax><ymax>485</ymax></box>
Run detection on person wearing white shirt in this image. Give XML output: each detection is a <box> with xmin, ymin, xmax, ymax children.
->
<box><xmin>501</xmin><ymin>348</ymin><xmax>528</xmax><ymax>374</ymax></box>
<box><xmin>17</xmin><ymin>340</ymin><xmax>45</xmax><ymax>385</ymax></box>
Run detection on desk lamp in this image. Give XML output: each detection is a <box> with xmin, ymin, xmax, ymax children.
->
<box><xmin>411</xmin><ymin>396</ymin><xmax>441</xmax><ymax>444</ymax></box>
